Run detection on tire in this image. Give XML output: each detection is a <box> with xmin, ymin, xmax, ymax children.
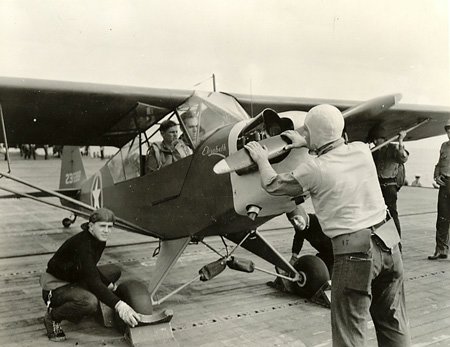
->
<box><xmin>291</xmin><ymin>255</ymin><xmax>330</xmax><ymax>298</ymax></box>
<box><xmin>62</xmin><ymin>218</ymin><xmax>72</xmax><ymax>228</ymax></box>
<box><xmin>115</xmin><ymin>280</ymin><xmax>153</xmax><ymax>315</ymax></box>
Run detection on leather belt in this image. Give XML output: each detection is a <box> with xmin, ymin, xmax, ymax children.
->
<box><xmin>369</xmin><ymin>218</ymin><xmax>387</xmax><ymax>232</ymax></box>
<box><xmin>331</xmin><ymin>219</ymin><xmax>388</xmax><ymax>255</ymax></box>
<box><xmin>331</xmin><ymin>229</ymin><xmax>371</xmax><ymax>255</ymax></box>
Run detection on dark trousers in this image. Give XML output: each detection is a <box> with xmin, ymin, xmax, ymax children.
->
<box><xmin>435</xmin><ymin>185</ymin><xmax>450</xmax><ymax>254</ymax></box>
<box><xmin>42</xmin><ymin>264</ymin><xmax>121</xmax><ymax>323</ymax></box>
<box><xmin>381</xmin><ymin>184</ymin><xmax>401</xmax><ymax>237</ymax></box>
<box><xmin>331</xmin><ymin>237</ymin><xmax>410</xmax><ymax>346</ymax></box>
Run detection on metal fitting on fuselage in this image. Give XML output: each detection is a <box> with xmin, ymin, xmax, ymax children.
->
<box><xmin>246</xmin><ymin>204</ymin><xmax>262</xmax><ymax>220</ymax></box>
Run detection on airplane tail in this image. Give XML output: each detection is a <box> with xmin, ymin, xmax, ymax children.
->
<box><xmin>59</xmin><ymin>146</ymin><xmax>87</xmax><ymax>190</ymax></box>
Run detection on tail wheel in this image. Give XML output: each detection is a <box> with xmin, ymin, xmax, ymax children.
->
<box><xmin>292</xmin><ymin>255</ymin><xmax>330</xmax><ymax>298</ymax></box>
<box><xmin>62</xmin><ymin>214</ymin><xmax>77</xmax><ymax>228</ymax></box>
<box><xmin>62</xmin><ymin>218</ymin><xmax>72</xmax><ymax>228</ymax></box>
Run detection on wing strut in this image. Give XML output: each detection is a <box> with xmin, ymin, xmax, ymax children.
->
<box><xmin>371</xmin><ymin>118</ymin><xmax>430</xmax><ymax>152</ymax></box>
<box><xmin>0</xmin><ymin>104</ymin><xmax>11</xmax><ymax>173</ymax></box>
<box><xmin>0</xmin><ymin>170</ymin><xmax>163</xmax><ymax>238</ymax></box>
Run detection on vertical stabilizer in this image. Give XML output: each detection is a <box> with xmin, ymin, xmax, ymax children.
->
<box><xmin>59</xmin><ymin>146</ymin><xmax>87</xmax><ymax>190</ymax></box>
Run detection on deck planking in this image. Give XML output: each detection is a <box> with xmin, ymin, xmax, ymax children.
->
<box><xmin>0</xmin><ymin>155</ymin><xmax>449</xmax><ymax>346</ymax></box>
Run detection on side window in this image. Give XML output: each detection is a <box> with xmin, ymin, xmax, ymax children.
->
<box><xmin>107</xmin><ymin>136</ymin><xmax>141</xmax><ymax>183</ymax></box>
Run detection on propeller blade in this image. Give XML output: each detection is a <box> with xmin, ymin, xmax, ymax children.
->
<box><xmin>213</xmin><ymin>135</ymin><xmax>290</xmax><ymax>175</ymax></box>
<box><xmin>214</xmin><ymin>94</ymin><xmax>402</xmax><ymax>175</ymax></box>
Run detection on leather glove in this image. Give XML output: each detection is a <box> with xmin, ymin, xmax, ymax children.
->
<box><xmin>115</xmin><ymin>300</ymin><xmax>141</xmax><ymax>327</ymax></box>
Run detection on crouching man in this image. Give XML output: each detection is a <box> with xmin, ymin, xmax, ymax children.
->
<box><xmin>287</xmin><ymin>205</ymin><xmax>333</xmax><ymax>274</ymax></box>
<box><xmin>40</xmin><ymin>208</ymin><xmax>141</xmax><ymax>341</ymax></box>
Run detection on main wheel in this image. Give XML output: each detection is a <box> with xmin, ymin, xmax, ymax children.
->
<box><xmin>291</xmin><ymin>255</ymin><xmax>330</xmax><ymax>298</ymax></box>
<box><xmin>115</xmin><ymin>280</ymin><xmax>153</xmax><ymax>315</ymax></box>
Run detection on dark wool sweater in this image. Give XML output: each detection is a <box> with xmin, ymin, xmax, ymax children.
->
<box><xmin>46</xmin><ymin>229</ymin><xmax>120</xmax><ymax>308</ymax></box>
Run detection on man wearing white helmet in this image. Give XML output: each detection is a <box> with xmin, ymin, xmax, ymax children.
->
<box><xmin>428</xmin><ymin>119</ymin><xmax>450</xmax><ymax>260</ymax></box>
<box><xmin>245</xmin><ymin>104</ymin><xmax>410</xmax><ymax>346</ymax></box>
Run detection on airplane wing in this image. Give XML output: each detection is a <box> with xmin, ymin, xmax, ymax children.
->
<box><xmin>233</xmin><ymin>93</ymin><xmax>450</xmax><ymax>142</ymax></box>
<box><xmin>1</xmin><ymin>77</ymin><xmax>448</xmax><ymax>147</ymax></box>
<box><xmin>0</xmin><ymin>77</ymin><xmax>191</xmax><ymax>147</ymax></box>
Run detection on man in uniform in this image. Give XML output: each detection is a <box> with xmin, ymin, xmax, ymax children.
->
<box><xmin>180</xmin><ymin>112</ymin><xmax>200</xmax><ymax>149</ymax></box>
<box><xmin>245</xmin><ymin>104</ymin><xmax>410</xmax><ymax>346</ymax></box>
<box><xmin>369</xmin><ymin>125</ymin><xmax>408</xmax><ymax>237</ymax></box>
<box><xmin>146</xmin><ymin>119</ymin><xmax>192</xmax><ymax>172</ymax></box>
<box><xmin>429</xmin><ymin>119</ymin><xmax>450</xmax><ymax>260</ymax></box>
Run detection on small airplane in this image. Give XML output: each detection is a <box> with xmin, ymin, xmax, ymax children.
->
<box><xmin>0</xmin><ymin>76</ymin><xmax>449</xmax><ymax>317</ymax></box>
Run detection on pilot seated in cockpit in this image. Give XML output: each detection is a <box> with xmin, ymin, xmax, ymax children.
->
<box><xmin>146</xmin><ymin>120</ymin><xmax>192</xmax><ymax>172</ymax></box>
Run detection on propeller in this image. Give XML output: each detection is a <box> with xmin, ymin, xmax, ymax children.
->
<box><xmin>213</xmin><ymin>94</ymin><xmax>402</xmax><ymax>175</ymax></box>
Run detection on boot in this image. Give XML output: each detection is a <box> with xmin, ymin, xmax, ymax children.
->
<box><xmin>428</xmin><ymin>252</ymin><xmax>448</xmax><ymax>260</ymax></box>
<box><xmin>43</xmin><ymin>309</ymin><xmax>66</xmax><ymax>342</ymax></box>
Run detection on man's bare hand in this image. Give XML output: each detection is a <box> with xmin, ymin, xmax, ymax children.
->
<box><xmin>398</xmin><ymin>130</ymin><xmax>407</xmax><ymax>142</ymax></box>
<box><xmin>244</xmin><ymin>142</ymin><xmax>269</xmax><ymax>165</ymax></box>
<box><xmin>281</xmin><ymin>130</ymin><xmax>307</xmax><ymax>150</ymax></box>
<box><xmin>435</xmin><ymin>175</ymin><xmax>446</xmax><ymax>186</ymax></box>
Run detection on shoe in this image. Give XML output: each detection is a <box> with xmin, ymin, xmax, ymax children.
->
<box><xmin>44</xmin><ymin>309</ymin><xmax>66</xmax><ymax>342</ymax></box>
<box><xmin>428</xmin><ymin>253</ymin><xmax>448</xmax><ymax>260</ymax></box>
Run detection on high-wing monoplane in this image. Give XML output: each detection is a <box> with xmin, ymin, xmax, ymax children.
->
<box><xmin>0</xmin><ymin>76</ymin><xmax>449</xmax><ymax>320</ymax></box>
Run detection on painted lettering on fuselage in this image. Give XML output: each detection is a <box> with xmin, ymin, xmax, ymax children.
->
<box><xmin>65</xmin><ymin>170</ymin><xmax>82</xmax><ymax>185</ymax></box>
<box><xmin>201</xmin><ymin>143</ymin><xmax>227</xmax><ymax>158</ymax></box>
<box><xmin>90</xmin><ymin>173</ymin><xmax>103</xmax><ymax>209</ymax></box>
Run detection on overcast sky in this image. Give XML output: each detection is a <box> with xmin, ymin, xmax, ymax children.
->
<box><xmin>1</xmin><ymin>0</ymin><xmax>448</xmax><ymax>106</ymax></box>
<box><xmin>1</xmin><ymin>0</ymin><xmax>448</xmax><ymax>179</ymax></box>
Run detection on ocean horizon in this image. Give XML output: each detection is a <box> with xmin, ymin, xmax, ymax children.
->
<box><xmin>403</xmin><ymin>134</ymin><xmax>447</xmax><ymax>187</ymax></box>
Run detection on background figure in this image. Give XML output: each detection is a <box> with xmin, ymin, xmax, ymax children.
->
<box><xmin>0</xmin><ymin>143</ymin><xmax>6</xmax><ymax>160</ymax></box>
<box><xmin>52</xmin><ymin>145</ymin><xmax>63</xmax><ymax>158</ymax></box>
<box><xmin>29</xmin><ymin>144</ymin><xmax>36</xmax><ymax>160</ymax></box>
<box><xmin>22</xmin><ymin>144</ymin><xmax>30</xmax><ymax>159</ymax></box>
<box><xmin>43</xmin><ymin>145</ymin><xmax>49</xmax><ymax>160</ymax></box>
<box><xmin>411</xmin><ymin>175</ymin><xmax>422</xmax><ymax>187</ymax></box>
<box><xmin>429</xmin><ymin>120</ymin><xmax>450</xmax><ymax>260</ymax></box>
<box><xmin>369</xmin><ymin>125</ymin><xmax>408</xmax><ymax>237</ymax></box>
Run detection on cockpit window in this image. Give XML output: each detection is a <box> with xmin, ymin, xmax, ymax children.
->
<box><xmin>107</xmin><ymin>92</ymin><xmax>249</xmax><ymax>183</ymax></box>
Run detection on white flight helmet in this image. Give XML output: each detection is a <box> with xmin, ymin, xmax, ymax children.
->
<box><xmin>304</xmin><ymin>104</ymin><xmax>344</xmax><ymax>151</ymax></box>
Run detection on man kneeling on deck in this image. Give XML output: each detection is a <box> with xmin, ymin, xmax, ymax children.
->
<box><xmin>268</xmin><ymin>205</ymin><xmax>333</xmax><ymax>292</ymax></box>
<box><xmin>39</xmin><ymin>208</ymin><xmax>142</xmax><ymax>341</ymax></box>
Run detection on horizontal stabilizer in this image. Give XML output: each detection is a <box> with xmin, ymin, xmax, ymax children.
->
<box><xmin>0</xmin><ymin>188</ymin><xmax>80</xmax><ymax>199</ymax></box>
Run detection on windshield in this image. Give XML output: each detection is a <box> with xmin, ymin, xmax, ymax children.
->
<box><xmin>176</xmin><ymin>91</ymin><xmax>249</xmax><ymax>146</ymax></box>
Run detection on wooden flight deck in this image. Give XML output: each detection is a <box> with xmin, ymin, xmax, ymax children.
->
<box><xmin>0</xmin><ymin>155</ymin><xmax>449</xmax><ymax>346</ymax></box>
